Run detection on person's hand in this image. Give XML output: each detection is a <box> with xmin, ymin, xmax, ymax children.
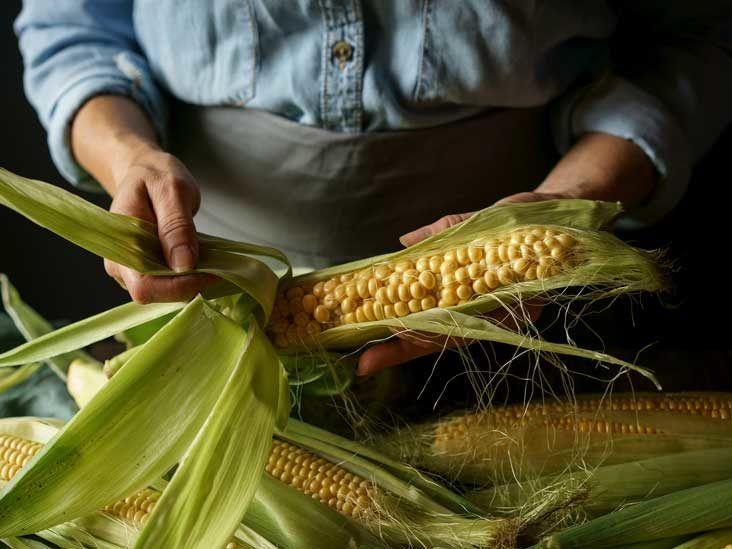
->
<box><xmin>105</xmin><ymin>146</ymin><xmax>216</xmax><ymax>303</ymax></box>
<box><xmin>71</xmin><ymin>95</ymin><xmax>216</xmax><ymax>304</ymax></box>
<box><xmin>357</xmin><ymin>132</ymin><xmax>658</xmax><ymax>377</ymax></box>
<box><xmin>357</xmin><ymin>193</ymin><xmax>548</xmax><ymax>378</ymax></box>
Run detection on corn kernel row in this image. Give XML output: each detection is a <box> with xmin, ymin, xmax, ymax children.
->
<box><xmin>265</xmin><ymin>438</ymin><xmax>378</xmax><ymax>519</ymax></box>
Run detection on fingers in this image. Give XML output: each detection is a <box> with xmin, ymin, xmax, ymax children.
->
<box><xmin>146</xmin><ymin>173</ymin><xmax>201</xmax><ymax>273</ymax></box>
<box><xmin>105</xmin><ymin>260</ymin><xmax>216</xmax><ymax>304</ymax></box>
<box><xmin>494</xmin><ymin>191</ymin><xmax>568</xmax><ymax>206</ymax></box>
<box><xmin>357</xmin><ymin>338</ymin><xmax>444</xmax><ymax>377</ymax></box>
<box><xmin>356</xmin><ymin>302</ymin><xmax>545</xmax><ymax>376</ymax></box>
<box><xmin>399</xmin><ymin>212</ymin><xmax>475</xmax><ymax>247</ymax></box>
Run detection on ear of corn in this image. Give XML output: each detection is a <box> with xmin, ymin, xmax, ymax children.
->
<box><xmin>535</xmin><ymin>478</ymin><xmax>732</xmax><ymax>548</ymax></box>
<box><xmin>470</xmin><ymin>446</ymin><xmax>732</xmax><ymax>518</ymax></box>
<box><xmin>270</xmin><ymin>200</ymin><xmax>663</xmax><ymax>353</ymax></box>
<box><xmin>3</xmin><ymin>418</ymin><xmax>513</xmax><ymax>549</ymax></box>
<box><xmin>377</xmin><ymin>393</ymin><xmax>732</xmax><ymax>485</ymax></box>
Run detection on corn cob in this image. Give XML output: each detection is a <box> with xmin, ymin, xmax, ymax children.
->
<box><xmin>0</xmin><ymin>437</ymin><xmax>241</xmax><ymax>548</ymax></box>
<box><xmin>1</xmin><ymin>430</ymin><xmax>505</xmax><ymax>548</ymax></box>
<box><xmin>265</xmin><ymin>439</ymin><xmax>378</xmax><ymax>519</ymax></box>
<box><xmin>268</xmin><ymin>226</ymin><xmax>577</xmax><ymax>347</ymax></box>
<box><xmin>377</xmin><ymin>393</ymin><xmax>732</xmax><ymax>485</ymax></box>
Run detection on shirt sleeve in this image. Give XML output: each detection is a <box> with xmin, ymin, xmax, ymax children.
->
<box><xmin>14</xmin><ymin>1</ymin><xmax>167</xmax><ymax>191</ymax></box>
<box><xmin>552</xmin><ymin>3</ymin><xmax>732</xmax><ymax>228</ymax></box>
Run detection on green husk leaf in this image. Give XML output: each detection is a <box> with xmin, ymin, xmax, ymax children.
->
<box><xmin>115</xmin><ymin>311</ymin><xmax>177</xmax><ymax>348</ymax></box>
<box><xmin>0</xmin><ymin>297</ymin><xmax>247</xmax><ymax>535</ymax></box>
<box><xmin>0</xmin><ymin>167</ymin><xmax>287</xmax><ymax>318</ymax></box>
<box><xmin>298</xmin><ymin>199</ymin><xmax>624</xmax><ymax>284</ymax></box>
<box><xmin>243</xmin><ymin>475</ymin><xmax>385</xmax><ymax>549</ymax></box>
<box><xmin>537</xmin><ymin>478</ymin><xmax>732</xmax><ymax>548</ymax></box>
<box><xmin>135</xmin><ymin>317</ymin><xmax>285</xmax><ymax>548</ymax></box>
<box><xmin>287</xmin><ymin>418</ymin><xmax>484</xmax><ymax>515</ymax></box>
<box><xmin>672</xmin><ymin>528</ymin><xmax>732</xmax><ymax>548</ymax></box>
<box><xmin>0</xmin><ymin>364</ymin><xmax>43</xmax><ymax>393</ymax></box>
<box><xmin>472</xmin><ymin>447</ymin><xmax>732</xmax><ymax>517</ymax></box>
<box><xmin>0</xmin><ymin>274</ymin><xmax>97</xmax><ymax>379</ymax></box>
<box><xmin>1</xmin><ymin>539</ymin><xmax>52</xmax><ymax>549</ymax></box>
<box><xmin>321</xmin><ymin>309</ymin><xmax>658</xmax><ymax>387</ymax></box>
<box><xmin>0</xmin><ymin>301</ymin><xmax>184</xmax><ymax>368</ymax></box>
<box><xmin>0</xmin><ymin>417</ymin><xmax>64</xmax><ymax>443</ymax></box>
<box><xmin>622</xmin><ymin>538</ymin><xmax>694</xmax><ymax>549</ymax></box>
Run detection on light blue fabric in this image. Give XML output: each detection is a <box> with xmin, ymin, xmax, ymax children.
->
<box><xmin>14</xmin><ymin>1</ymin><xmax>732</xmax><ymax>223</ymax></box>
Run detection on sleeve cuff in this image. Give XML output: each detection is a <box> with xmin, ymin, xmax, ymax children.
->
<box><xmin>552</xmin><ymin>74</ymin><xmax>691</xmax><ymax>229</ymax></box>
<box><xmin>47</xmin><ymin>56</ymin><xmax>168</xmax><ymax>192</ymax></box>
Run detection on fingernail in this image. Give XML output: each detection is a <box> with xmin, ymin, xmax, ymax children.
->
<box><xmin>170</xmin><ymin>245</ymin><xmax>195</xmax><ymax>273</ymax></box>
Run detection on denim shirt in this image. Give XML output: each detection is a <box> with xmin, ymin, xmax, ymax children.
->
<box><xmin>14</xmin><ymin>1</ymin><xmax>732</xmax><ymax>225</ymax></box>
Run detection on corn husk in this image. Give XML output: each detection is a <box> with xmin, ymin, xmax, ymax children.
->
<box><xmin>536</xmin><ymin>478</ymin><xmax>732</xmax><ymax>548</ymax></box>
<box><xmin>471</xmin><ymin>446</ymin><xmax>732</xmax><ymax>518</ymax></box>
<box><xmin>0</xmin><ymin>167</ymin><xmax>289</xmax><ymax>318</ymax></box>
<box><xmin>0</xmin><ymin>297</ymin><xmax>287</xmax><ymax>549</ymax></box>
<box><xmin>279</xmin><ymin>199</ymin><xmax>664</xmax><ymax>376</ymax></box>
<box><xmin>671</xmin><ymin>528</ymin><xmax>732</xmax><ymax>548</ymax></box>
<box><xmin>0</xmin><ymin>418</ymin><xmax>382</xmax><ymax>549</ymax></box>
<box><xmin>1</xmin><ymin>274</ymin><xmax>106</xmax><ymax>401</ymax></box>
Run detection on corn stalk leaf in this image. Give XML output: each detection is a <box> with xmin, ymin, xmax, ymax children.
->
<box><xmin>135</xmin><ymin>318</ymin><xmax>285</xmax><ymax>548</ymax></box>
<box><xmin>0</xmin><ymin>297</ymin><xmax>247</xmax><ymax>535</ymax></box>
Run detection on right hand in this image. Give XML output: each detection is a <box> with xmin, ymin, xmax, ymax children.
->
<box><xmin>105</xmin><ymin>145</ymin><xmax>216</xmax><ymax>303</ymax></box>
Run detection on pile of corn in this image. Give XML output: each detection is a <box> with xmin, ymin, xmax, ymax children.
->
<box><xmin>0</xmin><ymin>167</ymin><xmax>682</xmax><ymax>548</ymax></box>
<box><xmin>268</xmin><ymin>227</ymin><xmax>576</xmax><ymax>347</ymax></box>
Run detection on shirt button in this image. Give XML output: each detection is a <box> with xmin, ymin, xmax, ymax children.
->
<box><xmin>332</xmin><ymin>40</ymin><xmax>354</xmax><ymax>70</ymax></box>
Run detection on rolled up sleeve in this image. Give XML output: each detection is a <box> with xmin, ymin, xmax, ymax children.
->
<box><xmin>552</xmin><ymin>4</ymin><xmax>732</xmax><ymax>228</ymax></box>
<box><xmin>14</xmin><ymin>1</ymin><xmax>167</xmax><ymax>191</ymax></box>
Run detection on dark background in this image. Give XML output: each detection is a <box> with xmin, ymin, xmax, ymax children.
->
<box><xmin>1</xmin><ymin>1</ymin><xmax>127</xmax><ymax>322</ymax></box>
<box><xmin>1</xmin><ymin>1</ymin><xmax>730</xmax><ymax>394</ymax></box>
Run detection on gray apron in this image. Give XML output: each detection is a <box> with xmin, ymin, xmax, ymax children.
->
<box><xmin>170</xmin><ymin>105</ymin><xmax>557</xmax><ymax>270</ymax></box>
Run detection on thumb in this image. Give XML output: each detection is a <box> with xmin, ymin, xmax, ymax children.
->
<box><xmin>150</xmin><ymin>180</ymin><xmax>200</xmax><ymax>273</ymax></box>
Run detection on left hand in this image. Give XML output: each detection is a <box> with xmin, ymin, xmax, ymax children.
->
<box><xmin>356</xmin><ymin>132</ymin><xmax>658</xmax><ymax>377</ymax></box>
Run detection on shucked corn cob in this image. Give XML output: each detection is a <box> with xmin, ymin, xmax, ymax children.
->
<box><xmin>377</xmin><ymin>393</ymin><xmax>732</xmax><ymax>485</ymax></box>
<box><xmin>268</xmin><ymin>226</ymin><xmax>577</xmax><ymax>347</ymax></box>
